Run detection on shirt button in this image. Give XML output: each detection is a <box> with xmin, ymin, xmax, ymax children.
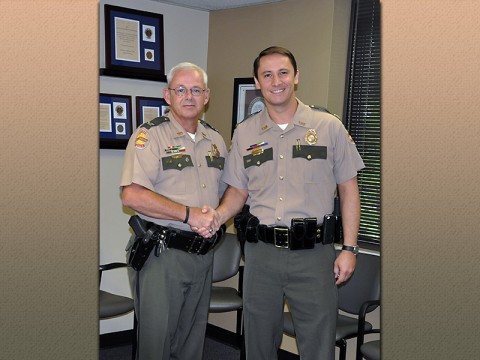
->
<box><xmin>279</xmin><ymin>197</ymin><xmax>283</xmax><ymax>201</ymax></box>
<box><xmin>307</xmin><ymin>155</ymin><xmax>312</xmax><ymax>160</ymax></box>
<box><xmin>277</xmin><ymin>217</ymin><xmax>281</xmax><ymax>221</ymax></box>
<box><xmin>280</xmin><ymin>134</ymin><xmax>284</xmax><ymax>138</ymax></box>
<box><xmin>202</xmin><ymin>184</ymin><xmax>206</xmax><ymax>188</ymax></box>
<box><xmin>279</xmin><ymin>154</ymin><xmax>284</xmax><ymax>159</ymax></box>
<box><xmin>279</xmin><ymin>176</ymin><xmax>284</xmax><ymax>180</ymax></box>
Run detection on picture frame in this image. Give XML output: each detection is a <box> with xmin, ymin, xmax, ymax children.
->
<box><xmin>102</xmin><ymin>4</ymin><xmax>166</xmax><ymax>82</ymax></box>
<box><xmin>231</xmin><ymin>77</ymin><xmax>265</xmax><ymax>137</ymax></box>
<box><xmin>136</xmin><ymin>96</ymin><xmax>169</xmax><ymax>127</ymax></box>
<box><xmin>99</xmin><ymin>93</ymin><xmax>133</xmax><ymax>149</ymax></box>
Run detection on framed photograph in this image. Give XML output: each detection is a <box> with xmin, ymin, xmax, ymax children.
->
<box><xmin>103</xmin><ymin>4</ymin><xmax>166</xmax><ymax>81</ymax></box>
<box><xmin>231</xmin><ymin>77</ymin><xmax>265</xmax><ymax>137</ymax></box>
<box><xmin>136</xmin><ymin>96</ymin><xmax>169</xmax><ymax>127</ymax></box>
<box><xmin>99</xmin><ymin>93</ymin><xmax>133</xmax><ymax>149</ymax></box>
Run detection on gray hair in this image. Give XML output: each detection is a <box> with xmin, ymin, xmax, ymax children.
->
<box><xmin>166</xmin><ymin>62</ymin><xmax>208</xmax><ymax>87</ymax></box>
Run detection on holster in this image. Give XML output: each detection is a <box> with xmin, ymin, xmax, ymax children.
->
<box><xmin>128</xmin><ymin>215</ymin><xmax>163</xmax><ymax>271</ymax></box>
<box><xmin>234</xmin><ymin>205</ymin><xmax>259</xmax><ymax>253</ymax></box>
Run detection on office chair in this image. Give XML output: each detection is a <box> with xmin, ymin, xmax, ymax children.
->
<box><xmin>358</xmin><ymin>300</ymin><xmax>380</xmax><ymax>360</ymax></box>
<box><xmin>209</xmin><ymin>232</ymin><xmax>244</xmax><ymax>352</ymax></box>
<box><xmin>99</xmin><ymin>262</ymin><xmax>136</xmax><ymax>360</ymax></box>
<box><xmin>283</xmin><ymin>248</ymin><xmax>380</xmax><ymax>360</ymax></box>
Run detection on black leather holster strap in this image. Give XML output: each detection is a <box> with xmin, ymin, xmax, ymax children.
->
<box><xmin>256</xmin><ymin>223</ymin><xmax>324</xmax><ymax>250</ymax></box>
<box><xmin>161</xmin><ymin>225</ymin><xmax>225</xmax><ymax>255</ymax></box>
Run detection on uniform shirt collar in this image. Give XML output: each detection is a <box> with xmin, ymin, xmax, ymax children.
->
<box><xmin>257</xmin><ymin>98</ymin><xmax>312</xmax><ymax>134</ymax></box>
<box><xmin>167</xmin><ymin>114</ymin><xmax>211</xmax><ymax>141</ymax></box>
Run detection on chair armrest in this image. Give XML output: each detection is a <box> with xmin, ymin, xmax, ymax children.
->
<box><xmin>99</xmin><ymin>262</ymin><xmax>128</xmax><ymax>284</ymax></box>
<box><xmin>356</xmin><ymin>299</ymin><xmax>380</xmax><ymax>360</ymax></box>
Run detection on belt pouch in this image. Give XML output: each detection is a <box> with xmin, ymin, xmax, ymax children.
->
<box><xmin>303</xmin><ymin>218</ymin><xmax>317</xmax><ymax>249</ymax></box>
<box><xmin>322</xmin><ymin>214</ymin><xmax>335</xmax><ymax>244</ymax></box>
<box><xmin>245</xmin><ymin>216</ymin><xmax>259</xmax><ymax>243</ymax></box>
<box><xmin>290</xmin><ymin>218</ymin><xmax>306</xmax><ymax>250</ymax></box>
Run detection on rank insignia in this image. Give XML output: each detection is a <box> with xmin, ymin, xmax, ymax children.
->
<box><xmin>135</xmin><ymin>129</ymin><xmax>149</xmax><ymax>149</ymax></box>
<box><xmin>304</xmin><ymin>129</ymin><xmax>318</xmax><ymax>145</ymax></box>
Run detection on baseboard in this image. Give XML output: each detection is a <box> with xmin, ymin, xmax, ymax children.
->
<box><xmin>100</xmin><ymin>329</ymin><xmax>134</xmax><ymax>348</ymax></box>
<box><xmin>205</xmin><ymin>324</ymin><xmax>299</xmax><ymax>360</ymax></box>
<box><xmin>100</xmin><ymin>325</ymin><xmax>299</xmax><ymax>359</ymax></box>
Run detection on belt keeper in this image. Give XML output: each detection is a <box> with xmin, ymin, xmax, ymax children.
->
<box><xmin>183</xmin><ymin>206</ymin><xmax>190</xmax><ymax>224</ymax></box>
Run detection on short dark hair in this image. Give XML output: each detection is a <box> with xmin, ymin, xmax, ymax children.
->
<box><xmin>253</xmin><ymin>46</ymin><xmax>298</xmax><ymax>79</ymax></box>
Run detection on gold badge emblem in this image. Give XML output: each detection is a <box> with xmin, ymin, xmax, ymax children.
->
<box><xmin>212</xmin><ymin>144</ymin><xmax>220</xmax><ymax>157</ymax></box>
<box><xmin>304</xmin><ymin>129</ymin><xmax>318</xmax><ymax>145</ymax></box>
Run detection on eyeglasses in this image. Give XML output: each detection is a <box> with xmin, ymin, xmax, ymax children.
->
<box><xmin>168</xmin><ymin>86</ymin><xmax>206</xmax><ymax>97</ymax></box>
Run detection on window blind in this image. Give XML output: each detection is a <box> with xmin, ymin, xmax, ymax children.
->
<box><xmin>344</xmin><ymin>0</ymin><xmax>381</xmax><ymax>245</ymax></box>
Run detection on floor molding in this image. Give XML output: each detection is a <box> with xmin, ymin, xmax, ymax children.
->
<box><xmin>100</xmin><ymin>324</ymin><xmax>299</xmax><ymax>359</ymax></box>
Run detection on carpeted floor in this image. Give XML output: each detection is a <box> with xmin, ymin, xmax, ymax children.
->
<box><xmin>100</xmin><ymin>336</ymin><xmax>241</xmax><ymax>360</ymax></box>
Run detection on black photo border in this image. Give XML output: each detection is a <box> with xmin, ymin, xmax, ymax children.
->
<box><xmin>135</xmin><ymin>96</ymin><xmax>169</xmax><ymax>127</ymax></box>
<box><xmin>102</xmin><ymin>4</ymin><xmax>166</xmax><ymax>82</ymax></box>
<box><xmin>99</xmin><ymin>93</ymin><xmax>133</xmax><ymax>150</ymax></box>
<box><xmin>231</xmin><ymin>77</ymin><xmax>265</xmax><ymax>138</ymax></box>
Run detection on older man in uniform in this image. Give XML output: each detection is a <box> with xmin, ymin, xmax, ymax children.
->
<box><xmin>120</xmin><ymin>62</ymin><xmax>226</xmax><ymax>360</ymax></box>
<box><xmin>205</xmin><ymin>47</ymin><xmax>365</xmax><ymax>360</ymax></box>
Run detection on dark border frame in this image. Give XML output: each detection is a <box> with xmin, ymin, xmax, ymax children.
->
<box><xmin>103</xmin><ymin>4</ymin><xmax>166</xmax><ymax>82</ymax></box>
<box><xmin>231</xmin><ymin>77</ymin><xmax>265</xmax><ymax>138</ymax></box>
<box><xmin>99</xmin><ymin>93</ymin><xmax>133</xmax><ymax>150</ymax></box>
<box><xmin>135</xmin><ymin>96</ymin><xmax>169</xmax><ymax>127</ymax></box>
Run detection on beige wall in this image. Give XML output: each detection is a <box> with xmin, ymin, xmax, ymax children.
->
<box><xmin>206</xmin><ymin>0</ymin><xmax>352</xmax><ymax>145</ymax></box>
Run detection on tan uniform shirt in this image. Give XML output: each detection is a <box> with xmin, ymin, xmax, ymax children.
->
<box><xmin>222</xmin><ymin>99</ymin><xmax>364</xmax><ymax>227</ymax></box>
<box><xmin>121</xmin><ymin>114</ymin><xmax>227</xmax><ymax>231</ymax></box>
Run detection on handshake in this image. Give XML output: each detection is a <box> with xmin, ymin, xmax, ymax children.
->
<box><xmin>188</xmin><ymin>205</ymin><xmax>222</xmax><ymax>239</ymax></box>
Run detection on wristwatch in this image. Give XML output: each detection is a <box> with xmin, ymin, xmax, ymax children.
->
<box><xmin>341</xmin><ymin>245</ymin><xmax>360</xmax><ymax>255</ymax></box>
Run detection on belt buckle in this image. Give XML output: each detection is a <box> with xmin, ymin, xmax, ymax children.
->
<box><xmin>273</xmin><ymin>227</ymin><xmax>289</xmax><ymax>249</ymax></box>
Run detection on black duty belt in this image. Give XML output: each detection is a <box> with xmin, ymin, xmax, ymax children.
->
<box><xmin>255</xmin><ymin>222</ymin><xmax>325</xmax><ymax>250</ymax></box>
<box><xmin>164</xmin><ymin>227</ymin><xmax>223</xmax><ymax>255</ymax></box>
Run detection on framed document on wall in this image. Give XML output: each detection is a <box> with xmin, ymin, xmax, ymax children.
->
<box><xmin>136</xmin><ymin>96</ymin><xmax>169</xmax><ymax>127</ymax></box>
<box><xmin>103</xmin><ymin>4</ymin><xmax>165</xmax><ymax>81</ymax></box>
<box><xmin>99</xmin><ymin>93</ymin><xmax>133</xmax><ymax>149</ymax></box>
<box><xmin>232</xmin><ymin>77</ymin><xmax>265</xmax><ymax>137</ymax></box>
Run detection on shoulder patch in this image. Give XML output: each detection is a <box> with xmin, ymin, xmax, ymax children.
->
<box><xmin>140</xmin><ymin>116</ymin><xmax>169</xmax><ymax>130</ymax></box>
<box><xmin>199</xmin><ymin>119</ymin><xmax>219</xmax><ymax>133</ymax></box>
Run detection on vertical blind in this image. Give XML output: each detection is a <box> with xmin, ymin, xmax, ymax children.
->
<box><xmin>344</xmin><ymin>0</ymin><xmax>381</xmax><ymax>245</ymax></box>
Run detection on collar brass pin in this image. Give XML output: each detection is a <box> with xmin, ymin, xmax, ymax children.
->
<box><xmin>304</xmin><ymin>129</ymin><xmax>318</xmax><ymax>145</ymax></box>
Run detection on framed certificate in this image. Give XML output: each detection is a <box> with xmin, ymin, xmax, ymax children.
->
<box><xmin>99</xmin><ymin>93</ymin><xmax>133</xmax><ymax>149</ymax></box>
<box><xmin>231</xmin><ymin>77</ymin><xmax>265</xmax><ymax>137</ymax></box>
<box><xmin>103</xmin><ymin>4</ymin><xmax>166</xmax><ymax>81</ymax></box>
<box><xmin>136</xmin><ymin>96</ymin><xmax>169</xmax><ymax>127</ymax></box>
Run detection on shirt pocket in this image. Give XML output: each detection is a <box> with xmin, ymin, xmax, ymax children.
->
<box><xmin>243</xmin><ymin>147</ymin><xmax>273</xmax><ymax>190</ymax></box>
<box><xmin>160</xmin><ymin>154</ymin><xmax>194</xmax><ymax>194</ymax></box>
<box><xmin>292</xmin><ymin>145</ymin><xmax>329</xmax><ymax>183</ymax></box>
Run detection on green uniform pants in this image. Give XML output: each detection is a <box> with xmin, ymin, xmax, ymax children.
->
<box><xmin>243</xmin><ymin>241</ymin><xmax>337</xmax><ymax>360</ymax></box>
<box><xmin>127</xmin><ymin>241</ymin><xmax>213</xmax><ymax>360</ymax></box>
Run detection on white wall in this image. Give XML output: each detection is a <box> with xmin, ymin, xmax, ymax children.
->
<box><xmin>99</xmin><ymin>0</ymin><xmax>210</xmax><ymax>334</ymax></box>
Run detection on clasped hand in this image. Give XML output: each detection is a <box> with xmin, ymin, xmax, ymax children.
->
<box><xmin>189</xmin><ymin>205</ymin><xmax>220</xmax><ymax>238</ymax></box>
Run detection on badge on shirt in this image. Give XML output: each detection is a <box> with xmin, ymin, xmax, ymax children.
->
<box><xmin>212</xmin><ymin>144</ymin><xmax>220</xmax><ymax>157</ymax></box>
<box><xmin>135</xmin><ymin>129</ymin><xmax>149</xmax><ymax>149</ymax></box>
<box><xmin>304</xmin><ymin>129</ymin><xmax>318</xmax><ymax>145</ymax></box>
